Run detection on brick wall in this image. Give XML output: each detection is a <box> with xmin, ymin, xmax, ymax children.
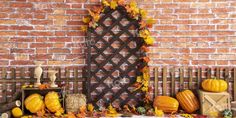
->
<box><xmin>0</xmin><ymin>0</ymin><xmax>235</xmax><ymax>67</ymax></box>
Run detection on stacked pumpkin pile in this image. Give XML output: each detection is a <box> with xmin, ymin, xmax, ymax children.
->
<box><xmin>10</xmin><ymin>91</ymin><xmax>64</xmax><ymax>118</ymax></box>
<box><xmin>153</xmin><ymin>78</ymin><xmax>231</xmax><ymax>118</ymax></box>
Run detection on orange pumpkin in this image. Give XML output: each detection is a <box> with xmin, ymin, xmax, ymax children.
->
<box><xmin>24</xmin><ymin>94</ymin><xmax>44</xmax><ymax>113</ymax></box>
<box><xmin>176</xmin><ymin>90</ymin><xmax>199</xmax><ymax>113</ymax></box>
<box><xmin>153</xmin><ymin>96</ymin><xmax>179</xmax><ymax>113</ymax></box>
<box><xmin>202</xmin><ymin>78</ymin><xmax>227</xmax><ymax>92</ymax></box>
<box><xmin>45</xmin><ymin>91</ymin><xmax>63</xmax><ymax>113</ymax></box>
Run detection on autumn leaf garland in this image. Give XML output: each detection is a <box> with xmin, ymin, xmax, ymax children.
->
<box><xmin>81</xmin><ymin>0</ymin><xmax>155</xmax><ymax>97</ymax></box>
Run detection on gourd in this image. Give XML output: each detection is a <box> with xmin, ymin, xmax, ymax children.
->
<box><xmin>201</xmin><ymin>78</ymin><xmax>227</xmax><ymax>92</ymax></box>
<box><xmin>44</xmin><ymin>91</ymin><xmax>62</xmax><ymax>113</ymax></box>
<box><xmin>176</xmin><ymin>90</ymin><xmax>199</xmax><ymax>113</ymax></box>
<box><xmin>137</xmin><ymin>107</ymin><xmax>146</xmax><ymax>115</ymax></box>
<box><xmin>12</xmin><ymin>107</ymin><xmax>23</xmax><ymax>118</ymax></box>
<box><xmin>153</xmin><ymin>96</ymin><xmax>179</xmax><ymax>113</ymax></box>
<box><xmin>24</xmin><ymin>93</ymin><xmax>44</xmax><ymax>113</ymax></box>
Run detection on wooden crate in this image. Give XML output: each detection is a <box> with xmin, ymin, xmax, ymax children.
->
<box><xmin>22</xmin><ymin>87</ymin><xmax>64</xmax><ymax>114</ymax></box>
<box><xmin>231</xmin><ymin>101</ymin><xmax>236</xmax><ymax>117</ymax></box>
<box><xmin>198</xmin><ymin>90</ymin><xmax>231</xmax><ymax>116</ymax></box>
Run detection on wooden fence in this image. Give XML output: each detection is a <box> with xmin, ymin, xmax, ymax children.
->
<box><xmin>0</xmin><ymin>66</ymin><xmax>236</xmax><ymax>105</ymax></box>
<box><xmin>153</xmin><ymin>67</ymin><xmax>236</xmax><ymax>101</ymax></box>
<box><xmin>0</xmin><ymin>67</ymin><xmax>85</xmax><ymax>104</ymax></box>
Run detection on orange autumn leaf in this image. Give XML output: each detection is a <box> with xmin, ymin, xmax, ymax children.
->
<box><xmin>141</xmin><ymin>45</ymin><xmax>149</xmax><ymax>52</ymax></box>
<box><xmin>142</xmin><ymin>57</ymin><xmax>150</xmax><ymax>62</ymax></box>
<box><xmin>117</xmin><ymin>0</ymin><xmax>125</xmax><ymax>5</ymax></box>
<box><xmin>139</xmin><ymin>21</ymin><xmax>146</xmax><ymax>29</ymax></box>
<box><xmin>88</xmin><ymin>10</ymin><xmax>100</xmax><ymax>22</ymax></box>
<box><xmin>92</xmin><ymin>6</ymin><xmax>103</xmax><ymax>14</ymax></box>
<box><xmin>146</xmin><ymin>18</ymin><xmax>155</xmax><ymax>28</ymax></box>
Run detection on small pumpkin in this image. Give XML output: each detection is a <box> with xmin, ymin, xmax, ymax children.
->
<box><xmin>24</xmin><ymin>93</ymin><xmax>44</xmax><ymax>113</ymax></box>
<box><xmin>44</xmin><ymin>91</ymin><xmax>63</xmax><ymax>113</ymax></box>
<box><xmin>201</xmin><ymin>78</ymin><xmax>227</xmax><ymax>92</ymax></box>
<box><xmin>153</xmin><ymin>96</ymin><xmax>179</xmax><ymax>113</ymax></box>
<box><xmin>137</xmin><ymin>107</ymin><xmax>146</xmax><ymax>115</ymax></box>
<box><xmin>12</xmin><ymin>107</ymin><xmax>23</xmax><ymax>118</ymax></box>
<box><xmin>176</xmin><ymin>90</ymin><xmax>199</xmax><ymax>113</ymax></box>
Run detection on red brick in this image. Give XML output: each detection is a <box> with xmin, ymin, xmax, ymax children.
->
<box><xmin>0</xmin><ymin>54</ymin><xmax>14</xmax><ymax>59</ymax></box>
<box><xmin>67</xmin><ymin>21</ymin><xmax>83</xmax><ymax>25</ymax></box>
<box><xmin>17</xmin><ymin>31</ymin><xmax>29</xmax><ymax>36</ymax></box>
<box><xmin>66</xmin><ymin>10</ymin><xmax>88</xmax><ymax>15</ymax></box>
<box><xmin>191</xmin><ymin>14</ymin><xmax>214</xmax><ymax>19</ymax></box>
<box><xmin>30</xmin><ymin>31</ymin><xmax>53</xmax><ymax>36</ymax></box>
<box><xmin>9</xmin><ymin>14</ymin><xmax>32</xmax><ymax>19</ymax></box>
<box><xmin>155</xmin><ymin>26</ymin><xmax>177</xmax><ymax>30</ymax></box>
<box><xmin>30</xmin><ymin>54</ymin><xmax>52</xmax><ymax>60</ymax></box>
<box><xmin>67</xmin><ymin>31</ymin><xmax>84</xmax><ymax>36</ymax></box>
<box><xmin>191</xmin><ymin>25</ymin><xmax>215</xmax><ymax>30</ymax></box>
<box><xmin>49</xmin><ymin>37</ymin><xmax>72</xmax><ymax>42</ymax></box>
<box><xmin>30</xmin><ymin>43</ymin><xmax>53</xmax><ymax>48</ymax></box>
<box><xmin>192</xmin><ymin>60</ymin><xmax>215</xmax><ymax>65</ymax></box>
<box><xmin>10</xmin><ymin>60</ymin><xmax>34</xmax><ymax>65</ymax></box>
<box><xmin>31</xmin><ymin>20</ymin><xmax>53</xmax><ymax>25</ymax></box>
<box><xmin>192</xmin><ymin>48</ymin><xmax>215</xmax><ymax>53</ymax></box>
<box><xmin>211</xmin><ymin>31</ymin><xmax>234</xmax><ymax>35</ymax></box>
<box><xmin>0</xmin><ymin>26</ymin><xmax>9</xmax><ymax>30</ymax></box>
<box><xmin>9</xmin><ymin>26</ymin><xmax>33</xmax><ymax>30</ymax></box>
<box><xmin>11</xmin><ymin>49</ymin><xmax>34</xmax><ymax>53</ymax></box>
<box><xmin>173</xmin><ymin>20</ymin><xmax>196</xmax><ymax>24</ymax></box>
<box><xmin>175</xmin><ymin>9</ymin><xmax>197</xmax><ymax>13</ymax></box>
<box><xmin>55</xmin><ymin>31</ymin><xmax>66</xmax><ymax>36</ymax></box>
<box><xmin>9</xmin><ymin>37</ymin><xmax>34</xmax><ymax>42</ymax></box>
<box><xmin>174</xmin><ymin>0</ymin><xmax>197</xmax><ymax>2</ymax></box>
<box><xmin>212</xmin><ymin>8</ymin><xmax>230</xmax><ymax>13</ymax></box>
<box><xmin>191</xmin><ymin>37</ymin><xmax>215</xmax><ymax>42</ymax></box>
<box><xmin>48</xmin><ymin>48</ymin><xmax>70</xmax><ymax>53</ymax></box>
<box><xmin>10</xmin><ymin>3</ymin><xmax>33</xmax><ymax>8</ymax></box>
<box><xmin>66</xmin><ymin>0</ymin><xmax>86</xmax><ymax>3</ymax></box>
<box><xmin>34</xmin><ymin>14</ymin><xmax>46</xmax><ymax>19</ymax></box>
<box><xmin>0</xmin><ymin>31</ymin><xmax>16</xmax><ymax>36</ymax></box>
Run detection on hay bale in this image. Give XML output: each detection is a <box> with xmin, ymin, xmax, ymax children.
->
<box><xmin>65</xmin><ymin>94</ymin><xmax>86</xmax><ymax>113</ymax></box>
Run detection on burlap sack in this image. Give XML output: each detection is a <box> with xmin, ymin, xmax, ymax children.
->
<box><xmin>65</xmin><ymin>94</ymin><xmax>86</xmax><ymax>113</ymax></box>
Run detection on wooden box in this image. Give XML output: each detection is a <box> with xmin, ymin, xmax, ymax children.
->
<box><xmin>22</xmin><ymin>87</ymin><xmax>64</xmax><ymax>114</ymax></box>
<box><xmin>231</xmin><ymin>101</ymin><xmax>236</xmax><ymax>117</ymax></box>
<box><xmin>198</xmin><ymin>90</ymin><xmax>231</xmax><ymax>117</ymax></box>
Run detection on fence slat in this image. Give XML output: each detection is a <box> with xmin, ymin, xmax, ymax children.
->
<box><xmin>216</xmin><ymin>67</ymin><xmax>220</xmax><ymax>79</ymax></box>
<box><xmin>189</xmin><ymin>67</ymin><xmax>193</xmax><ymax>90</ymax></box>
<box><xmin>65</xmin><ymin>68</ymin><xmax>70</xmax><ymax>93</ymax></box>
<box><xmin>180</xmin><ymin>67</ymin><xmax>184</xmax><ymax>91</ymax></box>
<box><xmin>29</xmin><ymin>68</ymin><xmax>34</xmax><ymax>85</ymax></box>
<box><xmin>74</xmin><ymin>68</ymin><xmax>78</xmax><ymax>93</ymax></box>
<box><xmin>2</xmin><ymin>68</ymin><xmax>7</xmax><ymax>103</ymax></box>
<box><xmin>207</xmin><ymin>68</ymin><xmax>211</xmax><ymax>79</ymax></box>
<box><xmin>234</xmin><ymin>68</ymin><xmax>236</xmax><ymax>101</ymax></box>
<box><xmin>163</xmin><ymin>67</ymin><xmax>167</xmax><ymax>96</ymax></box>
<box><xmin>20</xmin><ymin>68</ymin><xmax>24</xmax><ymax>79</ymax></box>
<box><xmin>11</xmin><ymin>68</ymin><xmax>16</xmax><ymax>94</ymax></box>
<box><xmin>197</xmin><ymin>68</ymin><xmax>202</xmax><ymax>90</ymax></box>
<box><xmin>171</xmin><ymin>68</ymin><xmax>175</xmax><ymax>97</ymax></box>
<box><xmin>225</xmin><ymin>68</ymin><xmax>229</xmax><ymax>92</ymax></box>
<box><xmin>154</xmin><ymin>67</ymin><xmax>158</xmax><ymax>97</ymax></box>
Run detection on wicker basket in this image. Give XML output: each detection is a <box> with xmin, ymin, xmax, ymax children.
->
<box><xmin>65</xmin><ymin>94</ymin><xmax>86</xmax><ymax>113</ymax></box>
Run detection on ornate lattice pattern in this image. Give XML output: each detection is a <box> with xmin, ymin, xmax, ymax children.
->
<box><xmin>86</xmin><ymin>6</ymin><xmax>145</xmax><ymax>107</ymax></box>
